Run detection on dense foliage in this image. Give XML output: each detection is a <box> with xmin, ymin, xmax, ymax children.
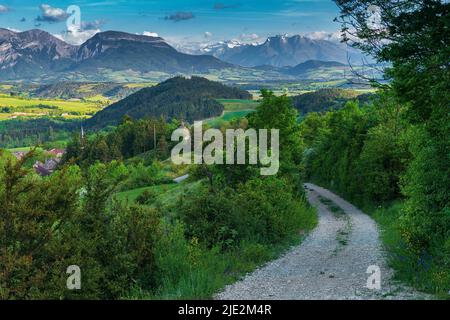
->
<box><xmin>291</xmin><ymin>88</ymin><xmax>373</xmax><ymax>115</ymax></box>
<box><xmin>86</xmin><ymin>76</ymin><xmax>252</xmax><ymax>128</ymax></box>
<box><xmin>63</xmin><ymin>117</ymin><xmax>177</xmax><ymax>166</ymax></box>
<box><xmin>303</xmin><ymin>0</ymin><xmax>450</xmax><ymax>295</ymax></box>
<box><xmin>0</xmin><ymin>153</ymin><xmax>160</xmax><ymax>299</ymax></box>
<box><xmin>0</xmin><ymin>118</ymin><xmax>78</xmax><ymax>149</ymax></box>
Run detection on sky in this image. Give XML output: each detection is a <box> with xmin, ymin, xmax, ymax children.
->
<box><xmin>0</xmin><ymin>0</ymin><xmax>342</xmax><ymax>45</ymax></box>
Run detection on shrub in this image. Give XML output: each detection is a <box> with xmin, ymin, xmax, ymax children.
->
<box><xmin>136</xmin><ymin>189</ymin><xmax>158</xmax><ymax>205</ymax></box>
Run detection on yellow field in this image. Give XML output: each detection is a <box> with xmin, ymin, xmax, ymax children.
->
<box><xmin>0</xmin><ymin>94</ymin><xmax>104</xmax><ymax>120</ymax></box>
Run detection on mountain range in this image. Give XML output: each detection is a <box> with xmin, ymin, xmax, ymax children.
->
<box><xmin>0</xmin><ymin>29</ymin><xmax>230</xmax><ymax>81</ymax></box>
<box><xmin>188</xmin><ymin>35</ymin><xmax>366</xmax><ymax>67</ymax></box>
<box><xmin>0</xmin><ymin>28</ymin><xmax>363</xmax><ymax>82</ymax></box>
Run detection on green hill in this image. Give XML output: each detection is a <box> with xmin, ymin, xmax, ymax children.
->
<box><xmin>86</xmin><ymin>76</ymin><xmax>252</xmax><ymax>128</ymax></box>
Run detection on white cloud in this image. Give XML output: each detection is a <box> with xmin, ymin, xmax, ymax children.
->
<box><xmin>143</xmin><ymin>31</ymin><xmax>159</xmax><ymax>37</ymax></box>
<box><xmin>0</xmin><ymin>4</ymin><xmax>10</xmax><ymax>13</ymax></box>
<box><xmin>81</xmin><ymin>20</ymin><xmax>105</xmax><ymax>31</ymax></box>
<box><xmin>36</xmin><ymin>4</ymin><xmax>69</xmax><ymax>23</ymax></box>
<box><xmin>239</xmin><ymin>33</ymin><xmax>260</xmax><ymax>42</ymax></box>
<box><xmin>55</xmin><ymin>29</ymin><xmax>100</xmax><ymax>45</ymax></box>
<box><xmin>204</xmin><ymin>31</ymin><xmax>213</xmax><ymax>38</ymax></box>
<box><xmin>303</xmin><ymin>31</ymin><xmax>342</xmax><ymax>41</ymax></box>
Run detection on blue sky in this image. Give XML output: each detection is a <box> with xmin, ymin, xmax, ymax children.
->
<box><xmin>0</xmin><ymin>1</ymin><xmax>342</xmax><ymax>44</ymax></box>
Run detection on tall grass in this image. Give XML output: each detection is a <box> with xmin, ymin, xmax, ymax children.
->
<box><xmin>371</xmin><ymin>202</ymin><xmax>449</xmax><ymax>299</ymax></box>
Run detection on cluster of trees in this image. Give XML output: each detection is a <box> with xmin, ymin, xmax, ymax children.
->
<box><xmin>300</xmin><ymin>93</ymin><xmax>409</xmax><ymax>203</ymax></box>
<box><xmin>178</xmin><ymin>90</ymin><xmax>314</xmax><ymax>250</ymax></box>
<box><xmin>0</xmin><ymin>152</ymin><xmax>161</xmax><ymax>299</ymax></box>
<box><xmin>291</xmin><ymin>88</ymin><xmax>372</xmax><ymax>115</ymax></box>
<box><xmin>0</xmin><ymin>118</ymin><xmax>78</xmax><ymax>149</ymax></box>
<box><xmin>63</xmin><ymin>117</ymin><xmax>179</xmax><ymax>166</ymax></box>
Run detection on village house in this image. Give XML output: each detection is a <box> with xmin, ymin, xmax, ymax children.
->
<box><xmin>32</xmin><ymin>149</ymin><xmax>65</xmax><ymax>176</ymax></box>
<box><xmin>47</xmin><ymin>149</ymin><xmax>65</xmax><ymax>158</ymax></box>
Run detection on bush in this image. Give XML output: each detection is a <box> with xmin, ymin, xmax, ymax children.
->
<box><xmin>106</xmin><ymin>203</ymin><xmax>162</xmax><ymax>297</ymax></box>
<box><xmin>119</xmin><ymin>162</ymin><xmax>171</xmax><ymax>191</ymax></box>
<box><xmin>178</xmin><ymin>184</ymin><xmax>239</xmax><ymax>249</ymax></box>
<box><xmin>136</xmin><ymin>189</ymin><xmax>158</xmax><ymax>205</ymax></box>
<box><xmin>179</xmin><ymin>177</ymin><xmax>316</xmax><ymax>249</ymax></box>
<box><xmin>234</xmin><ymin>177</ymin><xmax>313</xmax><ymax>244</ymax></box>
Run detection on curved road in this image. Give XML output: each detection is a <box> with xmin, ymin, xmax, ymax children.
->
<box><xmin>216</xmin><ymin>183</ymin><xmax>431</xmax><ymax>300</ymax></box>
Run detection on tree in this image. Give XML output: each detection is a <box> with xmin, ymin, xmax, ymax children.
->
<box><xmin>334</xmin><ymin>0</ymin><xmax>449</xmax><ymax>267</ymax></box>
<box><xmin>0</xmin><ymin>152</ymin><xmax>84</xmax><ymax>299</ymax></box>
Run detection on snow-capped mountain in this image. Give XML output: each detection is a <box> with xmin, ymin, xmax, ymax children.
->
<box><xmin>182</xmin><ymin>34</ymin><xmax>366</xmax><ymax>67</ymax></box>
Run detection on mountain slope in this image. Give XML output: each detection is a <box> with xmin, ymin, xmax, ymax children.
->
<box><xmin>0</xmin><ymin>29</ymin><xmax>233</xmax><ymax>81</ymax></box>
<box><xmin>86</xmin><ymin>76</ymin><xmax>252</xmax><ymax>128</ymax></box>
<box><xmin>204</xmin><ymin>35</ymin><xmax>362</xmax><ymax>67</ymax></box>
<box><xmin>73</xmin><ymin>31</ymin><xmax>231</xmax><ymax>73</ymax></box>
<box><xmin>283</xmin><ymin>60</ymin><xmax>346</xmax><ymax>76</ymax></box>
<box><xmin>0</xmin><ymin>28</ymin><xmax>77</xmax><ymax>79</ymax></box>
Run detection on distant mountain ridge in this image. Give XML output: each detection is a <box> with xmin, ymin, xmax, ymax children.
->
<box><xmin>0</xmin><ymin>29</ymin><xmax>231</xmax><ymax>81</ymax></box>
<box><xmin>0</xmin><ymin>29</ymin><xmax>77</xmax><ymax>79</ymax></box>
<box><xmin>194</xmin><ymin>35</ymin><xmax>365</xmax><ymax>67</ymax></box>
<box><xmin>0</xmin><ymin>28</ymin><xmax>367</xmax><ymax>82</ymax></box>
<box><xmin>253</xmin><ymin>60</ymin><xmax>347</xmax><ymax>76</ymax></box>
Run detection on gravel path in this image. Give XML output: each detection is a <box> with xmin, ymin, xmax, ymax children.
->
<box><xmin>215</xmin><ymin>183</ymin><xmax>431</xmax><ymax>300</ymax></box>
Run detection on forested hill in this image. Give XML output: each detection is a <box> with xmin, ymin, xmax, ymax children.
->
<box><xmin>86</xmin><ymin>76</ymin><xmax>252</xmax><ymax>128</ymax></box>
<box><xmin>292</xmin><ymin>88</ymin><xmax>373</xmax><ymax>115</ymax></box>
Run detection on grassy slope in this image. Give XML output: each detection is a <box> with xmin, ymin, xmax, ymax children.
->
<box><xmin>7</xmin><ymin>146</ymin><xmax>44</xmax><ymax>153</ymax></box>
<box><xmin>206</xmin><ymin>99</ymin><xmax>259</xmax><ymax>127</ymax></box>
<box><xmin>115</xmin><ymin>181</ymin><xmax>199</xmax><ymax>207</ymax></box>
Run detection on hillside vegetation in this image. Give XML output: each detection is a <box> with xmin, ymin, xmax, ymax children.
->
<box><xmin>0</xmin><ymin>91</ymin><xmax>317</xmax><ymax>299</ymax></box>
<box><xmin>300</xmin><ymin>0</ymin><xmax>449</xmax><ymax>297</ymax></box>
<box><xmin>292</xmin><ymin>88</ymin><xmax>372</xmax><ymax>115</ymax></box>
<box><xmin>86</xmin><ymin>76</ymin><xmax>252</xmax><ymax>128</ymax></box>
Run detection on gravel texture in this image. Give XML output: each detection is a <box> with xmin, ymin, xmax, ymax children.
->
<box><xmin>215</xmin><ymin>183</ymin><xmax>432</xmax><ymax>300</ymax></box>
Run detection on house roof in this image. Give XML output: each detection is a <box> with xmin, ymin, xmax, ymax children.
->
<box><xmin>34</xmin><ymin>164</ymin><xmax>51</xmax><ymax>176</ymax></box>
<box><xmin>48</xmin><ymin>149</ymin><xmax>65</xmax><ymax>156</ymax></box>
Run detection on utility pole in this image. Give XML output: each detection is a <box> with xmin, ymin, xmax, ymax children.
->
<box><xmin>153</xmin><ymin>124</ymin><xmax>157</xmax><ymax>150</ymax></box>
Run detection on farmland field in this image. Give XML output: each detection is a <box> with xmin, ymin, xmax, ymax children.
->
<box><xmin>0</xmin><ymin>94</ymin><xmax>105</xmax><ymax>120</ymax></box>
<box><xmin>206</xmin><ymin>99</ymin><xmax>259</xmax><ymax>127</ymax></box>
<box><xmin>218</xmin><ymin>99</ymin><xmax>260</xmax><ymax>110</ymax></box>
